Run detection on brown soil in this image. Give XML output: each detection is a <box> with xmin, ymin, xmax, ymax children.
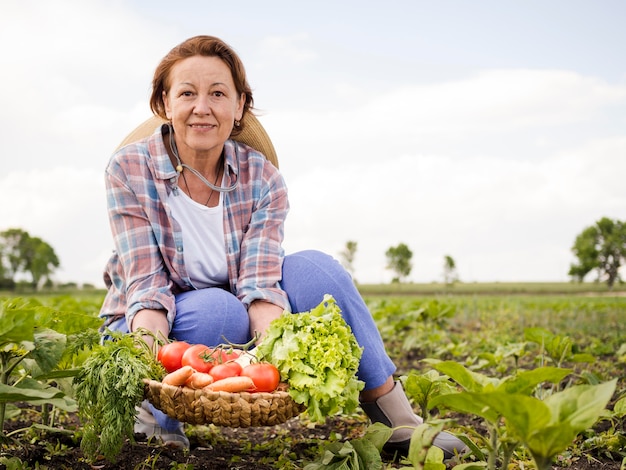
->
<box><xmin>1</xmin><ymin>405</ymin><xmax>623</xmax><ymax>470</ymax></box>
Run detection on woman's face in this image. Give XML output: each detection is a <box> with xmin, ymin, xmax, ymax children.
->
<box><xmin>163</xmin><ymin>55</ymin><xmax>245</xmax><ymax>160</ymax></box>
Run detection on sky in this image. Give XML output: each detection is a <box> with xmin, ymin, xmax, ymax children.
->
<box><xmin>1</xmin><ymin>0</ymin><xmax>625</xmax><ymax>286</ymax></box>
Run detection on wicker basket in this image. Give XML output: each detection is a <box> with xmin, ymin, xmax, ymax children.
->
<box><xmin>143</xmin><ymin>379</ymin><xmax>305</xmax><ymax>427</ymax></box>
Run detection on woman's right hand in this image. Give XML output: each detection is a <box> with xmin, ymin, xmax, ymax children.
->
<box><xmin>131</xmin><ymin>308</ymin><xmax>170</xmax><ymax>351</ymax></box>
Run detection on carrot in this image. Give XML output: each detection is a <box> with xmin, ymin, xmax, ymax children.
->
<box><xmin>184</xmin><ymin>371</ymin><xmax>214</xmax><ymax>389</ymax></box>
<box><xmin>162</xmin><ymin>365</ymin><xmax>195</xmax><ymax>386</ymax></box>
<box><xmin>206</xmin><ymin>376</ymin><xmax>255</xmax><ymax>392</ymax></box>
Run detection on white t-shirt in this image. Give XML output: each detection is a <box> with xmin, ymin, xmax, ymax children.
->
<box><xmin>167</xmin><ymin>189</ymin><xmax>228</xmax><ymax>289</ymax></box>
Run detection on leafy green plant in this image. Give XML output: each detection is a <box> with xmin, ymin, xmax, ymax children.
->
<box><xmin>303</xmin><ymin>422</ymin><xmax>391</xmax><ymax>470</ymax></box>
<box><xmin>0</xmin><ymin>456</ymin><xmax>31</xmax><ymax>470</ymax></box>
<box><xmin>483</xmin><ymin>379</ymin><xmax>616</xmax><ymax>470</ymax></box>
<box><xmin>74</xmin><ymin>330</ymin><xmax>164</xmax><ymax>462</ymax></box>
<box><xmin>474</xmin><ymin>341</ymin><xmax>528</xmax><ymax>374</ymax></box>
<box><xmin>402</xmin><ymin>369</ymin><xmax>457</xmax><ymax>419</ymax></box>
<box><xmin>0</xmin><ymin>298</ymin><xmax>100</xmax><ymax>437</ymax></box>
<box><xmin>425</xmin><ymin>361</ymin><xmax>571</xmax><ymax>469</ymax></box>
<box><xmin>258</xmin><ymin>295</ymin><xmax>364</xmax><ymax>422</ymax></box>
<box><xmin>525</xmin><ymin>327</ymin><xmax>595</xmax><ymax>369</ymax></box>
<box><xmin>429</xmin><ymin>360</ymin><xmax>616</xmax><ymax>470</ymax></box>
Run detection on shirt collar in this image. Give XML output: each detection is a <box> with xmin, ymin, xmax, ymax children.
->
<box><xmin>150</xmin><ymin>124</ymin><xmax>239</xmax><ymax>184</ymax></box>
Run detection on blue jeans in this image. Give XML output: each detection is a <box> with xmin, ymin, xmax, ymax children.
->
<box><xmin>109</xmin><ymin>250</ymin><xmax>395</xmax><ymax>390</ymax></box>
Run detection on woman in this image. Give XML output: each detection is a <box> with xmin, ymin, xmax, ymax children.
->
<box><xmin>101</xmin><ymin>35</ymin><xmax>466</xmax><ymax>459</ymax></box>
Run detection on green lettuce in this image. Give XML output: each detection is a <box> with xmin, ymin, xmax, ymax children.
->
<box><xmin>258</xmin><ymin>295</ymin><xmax>364</xmax><ymax>422</ymax></box>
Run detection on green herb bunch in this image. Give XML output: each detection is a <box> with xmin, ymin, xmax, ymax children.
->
<box><xmin>258</xmin><ymin>295</ymin><xmax>364</xmax><ymax>422</ymax></box>
<box><xmin>73</xmin><ymin>330</ymin><xmax>163</xmax><ymax>462</ymax></box>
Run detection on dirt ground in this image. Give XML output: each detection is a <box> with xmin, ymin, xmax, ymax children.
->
<box><xmin>2</xmin><ymin>407</ymin><xmax>623</xmax><ymax>470</ymax></box>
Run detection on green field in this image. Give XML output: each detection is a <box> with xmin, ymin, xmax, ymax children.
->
<box><xmin>358</xmin><ymin>280</ymin><xmax>626</xmax><ymax>296</ymax></box>
<box><xmin>1</xmin><ymin>284</ymin><xmax>625</xmax><ymax>469</ymax></box>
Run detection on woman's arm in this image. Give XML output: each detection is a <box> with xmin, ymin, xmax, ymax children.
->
<box><xmin>232</xmin><ymin>156</ymin><xmax>291</xmax><ymax>312</ymax></box>
<box><xmin>131</xmin><ymin>308</ymin><xmax>170</xmax><ymax>349</ymax></box>
<box><xmin>105</xmin><ymin>148</ymin><xmax>177</xmax><ymax>329</ymax></box>
<box><xmin>248</xmin><ymin>300</ymin><xmax>283</xmax><ymax>342</ymax></box>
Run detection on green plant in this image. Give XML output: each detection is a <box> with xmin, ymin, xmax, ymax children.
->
<box><xmin>74</xmin><ymin>329</ymin><xmax>164</xmax><ymax>463</ymax></box>
<box><xmin>429</xmin><ymin>360</ymin><xmax>616</xmax><ymax>470</ymax></box>
<box><xmin>0</xmin><ymin>298</ymin><xmax>100</xmax><ymax>437</ymax></box>
<box><xmin>0</xmin><ymin>456</ymin><xmax>32</xmax><ymax>470</ymax></box>
<box><xmin>303</xmin><ymin>423</ymin><xmax>391</xmax><ymax>470</ymax></box>
<box><xmin>258</xmin><ymin>295</ymin><xmax>364</xmax><ymax>422</ymax></box>
<box><xmin>402</xmin><ymin>369</ymin><xmax>457</xmax><ymax>419</ymax></box>
<box><xmin>426</xmin><ymin>361</ymin><xmax>571</xmax><ymax>468</ymax></box>
<box><xmin>525</xmin><ymin>327</ymin><xmax>595</xmax><ymax>369</ymax></box>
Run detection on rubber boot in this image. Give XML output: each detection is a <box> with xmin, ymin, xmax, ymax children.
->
<box><xmin>360</xmin><ymin>381</ymin><xmax>467</xmax><ymax>460</ymax></box>
<box><xmin>134</xmin><ymin>400</ymin><xmax>190</xmax><ymax>449</ymax></box>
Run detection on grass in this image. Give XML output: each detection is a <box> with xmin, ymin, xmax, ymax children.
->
<box><xmin>357</xmin><ymin>280</ymin><xmax>626</xmax><ymax>296</ymax></box>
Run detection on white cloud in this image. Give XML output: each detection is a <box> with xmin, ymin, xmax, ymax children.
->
<box><xmin>266</xmin><ymin>69</ymin><xmax>626</xmax><ymax>170</ymax></box>
<box><xmin>256</xmin><ymin>33</ymin><xmax>318</xmax><ymax>65</ymax></box>
<box><xmin>0</xmin><ymin>167</ymin><xmax>112</xmax><ymax>286</ymax></box>
<box><xmin>0</xmin><ymin>0</ymin><xmax>173</xmax><ymax>171</ymax></box>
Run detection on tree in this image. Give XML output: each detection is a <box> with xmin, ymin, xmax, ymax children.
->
<box><xmin>0</xmin><ymin>228</ymin><xmax>29</xmax><ymax>279</ymax></box>
<box><xmin>569</xmin><ymin>217</ymin><xmax>626</xmax><ymax>288</ymax></box>
<box><xmin>26</xmin><ymin>236</ymin><xmax>60</xmax><ymax>288</ymax></box>
<box><xmin>385</xmin><ymin>243</ymin><xmax>413</xmax><ymax>283</ymax></box>
<box><xmin>443</xmin><ymin>254</ymin><xmax>459</xmax><ymax>285</ymax></box>
<box><xmin>0</xmin><ymin>228</ymin><xmax>60</xmax><ymax>289</ymax></box>
<box><xmin>339</xmin><ymin>240</ymin><xmax>358</xmax><ymax>279</ymax></box>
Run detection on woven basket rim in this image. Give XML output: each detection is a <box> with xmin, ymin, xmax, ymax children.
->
<box><xmin>143</xmin><ymin>378</ymin><xmax>294</xmax><ymax>399</ymax></box>
<box><xmin>143</xmin><ymin>378</ymin><xmax>305</xmax><ymax>427</ymax></box>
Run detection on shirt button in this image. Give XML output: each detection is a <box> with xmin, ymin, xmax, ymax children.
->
<box><xmin>177</xmin><ymin>246</ymin><xmax>183</xmax><ymax>252</ymax></box>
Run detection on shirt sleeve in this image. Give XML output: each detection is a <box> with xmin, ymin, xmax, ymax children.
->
<box><xmin>104</xmin><ymin>150</ymin><xmax>177</xmax><ymax>328</ymax></box>
<box><xmin>229</xmin><ymin>155</ymin><xmax>291</xmax><ymax>312</ymax></box>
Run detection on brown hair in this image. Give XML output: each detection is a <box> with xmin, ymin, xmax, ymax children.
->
<box><xmin>150</xmin><ymin>35</ymin><xmax>254</xmax><ymax>137</ymax></box>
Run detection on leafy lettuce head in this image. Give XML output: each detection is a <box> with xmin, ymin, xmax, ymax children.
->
<box><xmin>258</xmin><ymin>295</ymin><xmax>364</xmax><ymax>422</ymax></box>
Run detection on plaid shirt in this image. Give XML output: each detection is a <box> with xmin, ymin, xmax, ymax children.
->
<box><xmin>100</xmin><ymin>124</ymin><xmax>290</xmax><ymax>329</ymax></box>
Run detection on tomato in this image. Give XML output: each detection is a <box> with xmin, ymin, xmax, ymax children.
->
<box><xmin>219</xmin><ymin>349</ymin><xmax>241</xmax><ymax>363</ymax></box>
<box><xmin>209</xmin><ymin>362</ymin><xmax>243</xmax><ymax>381</ymax></box>
<box><xmin>181</xmin><ymin>344</ymin><xmax>216</xmax><ymax>373</ymax></box>
<box><xmin>157</xmin><ymin>341</ymin><xmax>191</xmax><ymax>373</ymax></box>
<box><xmin>180</xmin><ymin>345</ymin><xmax>242</xmax><ymax>373</ymax></box>
<box><xmin>241</xmin><ymin>363</ymin><xmax>280</xmax><ymax>392</ymax></box>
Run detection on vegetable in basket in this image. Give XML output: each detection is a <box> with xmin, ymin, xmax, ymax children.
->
<box><xmin>257</xmin><ymin>294</ymin><xmax>364</xmax><ymax>422</ymax></box>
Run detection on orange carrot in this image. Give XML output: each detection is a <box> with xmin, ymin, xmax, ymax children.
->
<box><xmin>162</xmin><ymin>365</ymin><xmax>195</xmax><ymax>386</ymax></box>
<box><xmin>206</xmin><ymin>376</ymin><xmax>255</xmax><ymax>392</ymax></box>
<box><xmin>184</xmin><ymin>372</ymin><xmax>214</xmax><ymax>389</ymax></box>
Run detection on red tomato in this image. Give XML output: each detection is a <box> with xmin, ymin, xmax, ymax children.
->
<box><xmin>181</xmin><ymin>345</ymin><xmax>242</xmax><ymax>373</ymax></box>
<box><xmin>210</xmin><ymin>362</ymin><xmax>243</xmax><ymax>381</ymax></box>
<box><xmin>157</xmin><ymin>341</ymin><xmax>191</xmax><ymax>373</ymax></box>
<box><xmin>219</xmin><ymin>349</ymin><xmax>241</xmax><ymax>363</ymax></box>
<box><xmin>241</xmin><ymin>363</ymin><xmax>280</xmax><ymax>392</ymax></box>
<box><xmin>181</xmin><ymin>344</ymin><xmax>216</xmax><ymax>373</ymax></box>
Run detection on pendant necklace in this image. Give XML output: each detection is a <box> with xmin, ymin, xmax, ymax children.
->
<box><xmin>167</xmin><ymin>123</ymin><xmax>239</xmax><ymax>204</ymax></box>
<box><xmin>179</xmin><ymin>157</ymin><xmax>223</xmax><ymax>205</ymax></box>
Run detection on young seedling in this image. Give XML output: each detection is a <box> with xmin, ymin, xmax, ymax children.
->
<box><xmin>429</xmin><ymin>361</ymin><xmax>615</xmax><ymax>470</ymax></box>
<box><xmin>427</xmin><ymin>360</ymin><xmax>571</xmax><ymax>469</ymax></box>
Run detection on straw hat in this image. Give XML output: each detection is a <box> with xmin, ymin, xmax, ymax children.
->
<box><xmin>116</xmin><ymin>113</ymin><xmax>279</xmax><ymax>168</ymax></box>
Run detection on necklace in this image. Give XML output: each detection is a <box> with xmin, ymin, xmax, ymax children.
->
<box><xmin>167</xmin><ymin>123</ymin><xmax>239</xmax><ymax>198</ymax></box>
<box><xmin>179</xmin><ymin>157</ymin><xmax>223</xmax><ymax>205</ymax></box>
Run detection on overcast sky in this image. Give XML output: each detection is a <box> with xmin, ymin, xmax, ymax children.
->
<box><xmin>1</xmin><ymin>0</ymin><xmax>625</xmax><ymax>286</ymax></box>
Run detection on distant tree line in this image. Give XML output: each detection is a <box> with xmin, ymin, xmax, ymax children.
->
<box><xmin>339</xmin><ymin>240</ymin><xmax>459</xmax><ymax>285</ymax></box>
<box><xmin>339</xmin><ymin>216</ymin><xmax>626</xmax><ymax>288</ymax></box>
<box><xmin>4</xmin><ymin>216</ymin><xmax>623</xmax><ymax>292</ymax></box>
<box><xmin>0</xmin><ymin>228</ymin><xmax>60</xmax><ymax>290</ymax></box>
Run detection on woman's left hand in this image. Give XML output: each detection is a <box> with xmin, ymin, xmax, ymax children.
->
<box><xmin>248</xmin><ymin>300</ymin><xmax>284</xmax><ymax>343</ymax></box>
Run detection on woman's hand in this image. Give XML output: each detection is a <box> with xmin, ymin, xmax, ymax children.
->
<box><xmin>248</xmin><ymin>300</ymin><xmax>284</xmax><ymax>343</ymax></box>
<box><xmin>131</xmin><ymin>309</ymin><xmax>170</xmax><ymax>351</ymax></box>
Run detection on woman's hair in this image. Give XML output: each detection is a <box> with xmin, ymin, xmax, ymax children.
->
<box><xmin>150</xmin><ymin>35</ymin><xmax>254</xmax><ymax>136</ymax></box>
